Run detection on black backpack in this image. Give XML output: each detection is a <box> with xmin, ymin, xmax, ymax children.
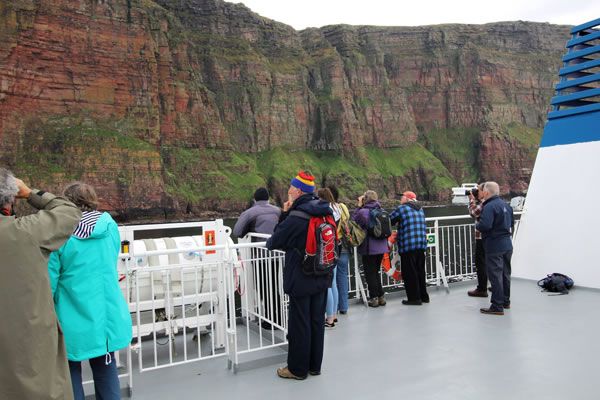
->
<box><xmin>537</xmin><ymin>273</ymin><xmax>574</xmax><ymax>295</ymax></box>
<box><xmin>368</xmin><ymin>208</ymin><xmax>392</xmax><ymax>239</ymax></box>
<box><xmin>289</xmin><ymin>209</ymin><xmax>338</xmax><ymax>276</ymax></box>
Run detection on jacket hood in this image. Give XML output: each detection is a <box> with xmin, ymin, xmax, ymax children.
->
<box><xmin>73</xmin><ymin>212</ymin><xmax>112</xmax><ymax>240</ymax></box>
<box><xmin>294</xmin><ymin>193</ymin><xmax>333</xmax><ymax>217</ymax></box>
<box><xmin>406</xmin><ymin>200</ymin><xmax>422</xmax><ymax>211</ymax></box>
<box><xmin>364</xmin><ymin>201</ymin><xmax>382</xmax><ymax>209</ymax></box>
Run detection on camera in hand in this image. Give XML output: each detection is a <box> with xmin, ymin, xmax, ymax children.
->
<box><xmin>465</xmin><ymin>188</ymin><xmax>479</xmax><ymax>197</ymax></box>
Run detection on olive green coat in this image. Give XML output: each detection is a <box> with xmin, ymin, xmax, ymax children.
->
<box><xmin>0</xmin><ymin>190</ymin><xmax>81</xmax><ymax>400</ymax></box>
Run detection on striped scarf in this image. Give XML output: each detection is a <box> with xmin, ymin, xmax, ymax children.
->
<box><xmin>72</xmin><ymin>211</ymin><xmax>102</xmax><ymax>239</ymax></box>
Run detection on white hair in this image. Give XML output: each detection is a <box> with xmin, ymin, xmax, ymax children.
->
<box><xmin>0</xmin><ymin>168</ymin><xmax>18</xmax><ymax>208</ymax></box>
<box><xmin>483</xmin><ymin>181</ymin><xmax>500</xmax><ymax>196</ymax></box>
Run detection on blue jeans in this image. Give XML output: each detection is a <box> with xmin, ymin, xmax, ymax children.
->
<box><xmin>69</xmin><ymin>352</ymin><xmax>120</xmax><ymax>400</ymax></box>
<box><xmin>326</xmin><ymin>267</ymin><xmax>338</xmax><ymax>318</ymax></box>
<box><xmin>336</xmin><ymin>250</ymin><xmax>350</xmax><ymax>312</ymax></box>
<box><xmin>486</xmin><ymin>250</ymin><xmax>512</xmax><ymax>311</ymax></box>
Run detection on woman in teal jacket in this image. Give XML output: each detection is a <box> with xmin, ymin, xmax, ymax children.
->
<box><xmin>48</xmin><ymin>182</ymin><xmax>132</xmax><ymax>400</ymax></box>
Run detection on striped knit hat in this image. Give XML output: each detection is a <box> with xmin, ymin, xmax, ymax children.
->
<box><xmin>291</xmin><ymin>171</ymin><xmax>315</xmax><ymax>193</ymax></box>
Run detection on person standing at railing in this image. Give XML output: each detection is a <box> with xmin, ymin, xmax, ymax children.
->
<box><xmin>477</xmin><ymin>182</ymin><xmax>514</xmax><ymax>316</ymax></box>
<box><xmin>47</xmin><ymin>182</ymin><xmax>132</xmax><ymax>400</ymax></box>
<box><xmin>317</xmin><ymin>187</ymin><xmax>341</xmax><ymax>329</ymax></box>
<box><xmin>389</xmin><ymin>191</ymin><xmax>429</xmax><ymax>306</ymax></box>
<box><xmin>0</xmin><ymin>169</ymin><xmax>81</xmax><ymax>400</ymax></box>
<box><xmin>328</xmin><ymin>184</ymin><xmax>351</xmax><ymax>316</ymax></box>
<box><xmin>266</xmin><ymin>171</ymin><xmax>332</xmax><ymax>380</ymax></box>
<box><xmin>351</xmin><ymin>190</ymin><xmax>389</xmax><ymax>308</ymax></box>
<box><xmin>234</xmin><ymin>187</ymin><xmax>282</xmax><ymax>328</ymax></box>
<box><xmin>467</xmin><ymin>183</ymin><xmax>489</xmax><ymax>298</ymax></box>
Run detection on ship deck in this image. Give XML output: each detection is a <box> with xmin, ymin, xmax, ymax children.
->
<box><xmin>123</xmin><ymin>278</ymin><xmax>598</xmax><ymax>400</ymax></box>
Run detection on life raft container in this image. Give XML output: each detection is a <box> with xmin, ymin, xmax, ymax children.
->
<box><xmin>381</xmin><ymin>232</ymin><xmax>402</xmax><ymax>280</ymax></box>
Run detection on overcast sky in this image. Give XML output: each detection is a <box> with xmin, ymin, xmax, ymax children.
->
<box><xmin>229</xmin><ymin>0</ymin><xmax>599</xmax><ymax>30</ymax></box>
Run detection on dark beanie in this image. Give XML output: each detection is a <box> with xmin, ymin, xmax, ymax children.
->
<box><xmin>254</xmin><ymin>187</ymin><xmax>269</xmax><ymax>201</ymax></box>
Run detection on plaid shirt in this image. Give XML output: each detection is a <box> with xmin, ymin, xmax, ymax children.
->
<box><xmin>389</xmin><ymin>202</ymin><xmax>427</xmax><ymax>254</ymax></box>
<box><xmin>468</xmin><ymin>198</ymin><xmax>483</xmax><ymax>240</ymax></box>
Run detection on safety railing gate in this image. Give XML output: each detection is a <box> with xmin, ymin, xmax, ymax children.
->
<box><xmin>225</xmin><ymin>233</ymin><xmax>288</xmax><ymax>372</ymax></box>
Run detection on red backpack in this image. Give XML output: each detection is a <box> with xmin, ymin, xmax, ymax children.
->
<box><xmin>289</xmin><ymin>209</ymin><xmax>338</xmax><ymax>276</ymax></box>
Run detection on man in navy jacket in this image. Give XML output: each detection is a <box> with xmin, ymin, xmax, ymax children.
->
<box><xmin>266</xmin><ymin>171</ymin><xmax>332</xmax><ymax>380</ymax></box>
<box><xmin>476</xmin><ymin>181</ymin><xmax>514</xmax><ymax>315</ymax></box>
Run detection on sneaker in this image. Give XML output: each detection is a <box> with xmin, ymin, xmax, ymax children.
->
<box><xmin>378</xmin><ymin>296</ymin><xmax>387</xmax><ymax>306</ymax></box>
<box><xmin>468</xmin><ymin>289</ymin><xmax>488</xmax><ymax>298</ymax></box>
<box><xmin>277</xmin><ymin>366</ymin><xmax>306</xmax><ymax>380</ymax></box>
<box><xmin>480</xmin><ymin>307</ymin><xmax>504</xmax><ymax>315</ymax></box>
<box><xmin>368</xmin><ymin>298</ymin><xmax>380</xmax><ymax>307</ymax></box>
<box><xmin>402</xmin><ymin>300</ymin><xmax>422</xmax><ymax>305</ymax></box>
<box><xmin>325</xmin><ymin>321</ymin><xmax>336</xmax><ymax>330</ymax></box>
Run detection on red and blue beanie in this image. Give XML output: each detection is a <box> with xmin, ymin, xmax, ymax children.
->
<box><xmin>291</xmin><ymin>171</ymin><xmax>315</xmax><ymax>193</ymax></box>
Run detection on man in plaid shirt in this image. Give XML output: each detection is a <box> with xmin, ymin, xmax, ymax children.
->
<box><xmin>390</xmin><ymin>191</ymin><xmax>429</xmax><ymax>305</ymax></box>
<box><xmin>468</xmin><ymin>184</ymin><xmax>488</xmax><ymax>297</ymax></box>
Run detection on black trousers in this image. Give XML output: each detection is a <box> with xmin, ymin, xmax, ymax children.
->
<box><xmin>362</xmin><ymin>254</ymin><xmax>384</xmax><ymax>299</ymax></box>
<box><xmin>287</xmin><ymin>290</ymin><xmax>327</xmax><ymax>378</ymax></box>
<box><xmin>475</xmin><ymin>239</ymin><xmax>488</xmax><ymax>291</ymax></box>
<box><xmin>401</xmin><ymin>250</ymin><xmax>429</xmax><ymax>302</ymax></box>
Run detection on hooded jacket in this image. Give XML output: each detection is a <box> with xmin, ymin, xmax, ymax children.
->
<box><xmin>266</xmin><ymin>193</ymin><xmax>332</xmax><ymax>297</ymax></box>
<box><xmin>48</xmin><ymin>211</ymin><xmax>132</xmax><ymax>361</ymax></box>
<box><xmin>390</xmin><ymin>200</ymin><xmax>428</xmax><ymax>254</ymax></box>
<box><xmin>0</xmin><ymin>190</ymin><xmax>81</xmax><ymax>400</ymax></box>
<box><xmin>351</xmin><ymin>201</ymin><xmax>389</xmax><ymax>255</ymax></box>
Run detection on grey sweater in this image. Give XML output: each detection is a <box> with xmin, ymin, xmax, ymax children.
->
<box><xmin>233</xmin><ymin>200</ymin><xmax>281</xmax><ymax>238</ymax></box>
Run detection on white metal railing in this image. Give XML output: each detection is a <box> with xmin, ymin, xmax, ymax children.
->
<box><xmin>347</xmin><ymin>213</ymin><xmax>523</xmax><ymax>300</ymax></box>
<box><xmin>111</xmin><ymin>213</ymin><xmax>522</xmax><ymax>387</ymax></box>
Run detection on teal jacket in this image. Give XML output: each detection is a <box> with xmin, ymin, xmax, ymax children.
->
<box><xmin>48</xmin><ymin>212</ymin><xmax>132</xmax><ymax>361</ymax></box>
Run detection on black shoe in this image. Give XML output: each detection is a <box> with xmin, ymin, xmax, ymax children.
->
<box><xmin>488</xmin><ymin>286</ymin><xmax>492</xmax><ymax>292</ymax></box>
<box><xmin>339</xmin><ymin>310</ymin><xmax>347</xmax><ymax>315</ymax></box>
<box><xmin>324</xmin><ymin>321</ymin><xmax>336</xmax><ymax>330</ymax></box>
<box><xmin>468</xmin><ymin>289</ymin><xmax>488</xmax><ymax>297</ymax></box>
<box><xmin>333</xmin><ymin>318</ymin><xmax>338</xmax><ymax>323</ymax></box>
<box><xmin>480</xmin><ymin>307</ymin><xmax>504</xmax><ymax>315</ymax></box>
<box><xmin>402</xmin><ymin>300</ymin><xmax>422</xmax><ymax>305</ymax></box>
<box><xmin>422</xmin><ymin>298</ymin><xmax>430</xmax><ymax>303</ymax></box>
<box><xmin>309</xmin><ymin>370</ymin><xmax>321</xmax><ymax>376</ymax></box>
<box><xmin>504</xmin><ymin>305</ymin><xmax>511</xmax><ymax>309</ymax></box>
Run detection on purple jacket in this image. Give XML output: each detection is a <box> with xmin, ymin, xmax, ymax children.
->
<box><xmin>352</xmin><ymin>201</ymin><xmax>389</xmax><ymax>255</ymax></box>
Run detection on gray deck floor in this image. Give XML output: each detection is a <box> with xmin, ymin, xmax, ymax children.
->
<box><xmin>128</xmin><ymin>279</ymin><xmax>599</xmax><ymax>400</ymax></box>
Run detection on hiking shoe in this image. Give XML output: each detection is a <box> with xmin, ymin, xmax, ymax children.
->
<box><xmin>368</xmin><ymin>298</ymin><xmax>379</xmax><ymax>307</ymax></box>
<box><xmin>277</xmin><ymin>366</ymin><xmax>306</xmax><ymax>380</ymax></box>
<box><xmin>325</xmin><ymin>321</ymin><xmax>336</xmax><ymax>330</ymax></box>
<box><xmin>468</xmin><ymin>289</ymin><xmax>488</xmax><ymax>297</ymax></box>
<box><xmin>402</xmin><ymin>300</ymin><xmax>422</xmax><ymax>305</ymax></box>
<box><xmin>480</xmin><ymin>307</ymin><xmax>504</xmax><ymax>315</ymax></box>
<box><xmin>378</xmin><ymin>296</ymin><xmax>387</xmax><ymax>306</ymax></box>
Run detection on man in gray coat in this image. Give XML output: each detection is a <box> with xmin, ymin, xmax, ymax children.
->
<box><xmin>0</xmin><ymin>168</ymin><xmax>81</xmax><ymax>400</ymax></box>
<box><xmin>233</xmin><ymin>187</ymin><xmax>281</xmax><ymax>240</ymax></box>
<box><xmin>234</xmin><ymin>187</ymin><xmax>282</xmax><ymax>328</ymax></box>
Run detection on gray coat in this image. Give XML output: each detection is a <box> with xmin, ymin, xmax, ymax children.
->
<box><xmin>233</xmin><ymin>200</ymin><xmax>281</xmax><ymax>239</ymax></box>
<box><xmin>0</xmin><ymin>190</ymin><xmax>81</xmax><ymax>400</ymax></box>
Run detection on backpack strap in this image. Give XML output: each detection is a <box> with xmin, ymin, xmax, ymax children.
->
<box><xmin>289</xmin><ymin>210</ymin><xmax>311</xmax><ymax>220</ymax></box>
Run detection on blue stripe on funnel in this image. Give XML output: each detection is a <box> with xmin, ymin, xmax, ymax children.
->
<box><xmin>540</xmin><ymin>110</ymin><xmax>600</xmax><ymax>148</ymax></box>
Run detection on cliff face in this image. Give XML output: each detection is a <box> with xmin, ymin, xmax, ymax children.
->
<box><xmin>0</xmin><ymin>0</ymin><xmax>569</xmax><ymax>220</ymax></box>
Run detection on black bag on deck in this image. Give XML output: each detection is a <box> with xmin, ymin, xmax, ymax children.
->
<box><xmin>537</xmin><ymin>273</ymin><xmax>574</xmax><ymax>295</ymax></box>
